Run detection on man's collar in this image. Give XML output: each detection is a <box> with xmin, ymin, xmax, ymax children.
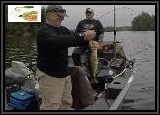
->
<box><xmin>45</xmin><ymin>20</ymin><xmax>53</xmax><ymax>26</ymax></box>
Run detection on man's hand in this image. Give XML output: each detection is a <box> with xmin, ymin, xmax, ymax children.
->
<box><xmin>83</xmin><ymin>30</ymin><xmax>96</xmax><ymax>41</ymax></box>
<box><xmin>90</xmin><ymin>41</ymin><xmax>102</xmax><ymax>49</ymax></box>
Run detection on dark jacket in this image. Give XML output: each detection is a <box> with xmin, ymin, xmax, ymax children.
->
<box><xmin>75</xmin><ymin>19</ymin><xmax>104</xmax><ymax>42</ymax></box>
<box><xmin>36</xmin><ymin>23</ymin><xmax>88</xmax><ymax>77</ymax></box>
<box><xmin>69</xmin><ymin>66</ymin><xmax>95</xmax><ymax>110</ymax></box>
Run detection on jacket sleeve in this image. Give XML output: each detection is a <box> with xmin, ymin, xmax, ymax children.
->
<box><xmin>37</xmin><ymin>27</ymin><xmax>88</xmax><ymax>49</ymax></box>
<box><xmin>96</xmin><ymin>20</ymin><xmax>104</xmax><ymax>42</ymax></box>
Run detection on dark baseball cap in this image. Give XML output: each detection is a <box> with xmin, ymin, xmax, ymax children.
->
<box><xmin>85</xmin><ymin>8</ymin><xmax>94</xmax><ymax>13</ymax></box>
<box><xmin>46</xmin><ymin>5</ymin><xmax>68</xmax><ymax>17</ymax></box>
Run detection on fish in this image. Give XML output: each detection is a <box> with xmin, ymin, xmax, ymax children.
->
<box><xmin>88</xmin><ymin>40</ymin><xmax>98</xmax><ymax>83</ymax></box>
<box><xmin>19</xmin><ymin>11</ymin><xmax>38</xmax><ymax>21</ymax></box>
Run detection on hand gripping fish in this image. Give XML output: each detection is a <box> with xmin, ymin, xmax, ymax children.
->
<box><xmin>88</xmin><ymin>40</ymin><xmax>98</xmax><ymax>83</ymax></box>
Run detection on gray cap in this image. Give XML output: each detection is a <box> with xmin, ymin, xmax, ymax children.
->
<box><xmin>46</xmin><ymin>5</ymin><xmax>68</xmax><ymax>17</ymax></box>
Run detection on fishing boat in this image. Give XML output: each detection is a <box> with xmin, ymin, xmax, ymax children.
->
<box><xmin>4</xmin><ymin>5</ymin><xmax>136</xmax><ymax>110</ymax></box>
<box><xmin>68</xmin><ymin>40</ymin><xmax>136</xmax><ymax>110</ymax></box>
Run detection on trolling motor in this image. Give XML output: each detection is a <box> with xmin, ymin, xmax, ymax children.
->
<box><xmin>5</xmin><ymin>61</ymin><xmax>41</xmax><ymax>110</ymax></box>
<box><xmin>5</xmin><ymin>68</ymin><xmax>27</xmax><ymax>87</ymax></box>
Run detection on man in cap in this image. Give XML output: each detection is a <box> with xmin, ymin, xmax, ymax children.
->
<box><xmin>72</xmin><ymin>8</ymin><xmax>104</xmax><ymax>66</ymax></box>
<box><xmin>36</xmin><ymin>5</ymin><xmax>97</xmax><ymax>110</ymax></box>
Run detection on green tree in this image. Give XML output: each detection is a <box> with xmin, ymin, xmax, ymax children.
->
<box><xmin>131</xmin><ymin>12</ymin><xmax>155</xmax><ymax>31</ymax></box>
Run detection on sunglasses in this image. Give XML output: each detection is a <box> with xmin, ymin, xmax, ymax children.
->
<box><xmin>86</xmin><ymin>11</ymin><xmax>93</xmax><ymax>14</ymax></box>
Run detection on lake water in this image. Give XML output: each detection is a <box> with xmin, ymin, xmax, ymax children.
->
<box><xmin>5</xmin><ymin>31</ymin><xmax>156</xmax><ymax>110</ymax></box>
<box><xmin>116</xmin><ymin>31</ymin><xmax>155</xmax><ymax>110</ymax></box>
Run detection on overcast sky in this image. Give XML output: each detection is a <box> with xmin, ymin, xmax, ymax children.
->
<box><xmin>57</xmin><ymin>5</ymin><xmax>155</xmax><ymax>29</ymax></box>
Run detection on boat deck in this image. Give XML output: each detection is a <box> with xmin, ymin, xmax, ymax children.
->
<box><xmin>68</xmin><ymin>56</ymin><xmax>135</xmax><ymax>110</ymax></box>
<box><xmin>85</xmin><ymin>68</ymin><xmax>134</xmax><ymax>110</ymax></box>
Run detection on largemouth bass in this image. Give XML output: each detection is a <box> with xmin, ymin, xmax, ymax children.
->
<box><xmin>88</xmin><ymin>40</ymin><xmax>98</xmax><ymax>83</ymax></box>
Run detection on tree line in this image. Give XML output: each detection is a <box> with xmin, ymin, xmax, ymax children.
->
<box><xmin>105</xmin><ymin>12</ymin><xmax>155</xmax><ymax>31</ymax></box>
<box><xmin>131</xmin><ymin>12</ymin><xmax>155</xmax><ymax>31</ymax></box>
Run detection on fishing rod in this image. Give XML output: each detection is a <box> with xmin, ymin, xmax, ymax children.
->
<box><xmin>96</xmin><ymin>5</ymin><xmax>135</xmax><ymax>58</ymax></box>
<box><xmin>96</xmin><ymin>5</ymin><xmax>117</xmax><ymax>58</ymax></box>
<box><xmin>97</xmin><ymin>5</ymin><xmax>134</xmax><ymax>20</ymax></box>
<box><xmin>98</xmin><ymin>5</ymin><xmax>117</xmax><ymax>58</ymax></box>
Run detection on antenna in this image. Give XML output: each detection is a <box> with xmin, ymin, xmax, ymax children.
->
<box><xmin>114</xmin><ymin>5</ymin><xmax>116</xmax><ymax>58</ymax></box>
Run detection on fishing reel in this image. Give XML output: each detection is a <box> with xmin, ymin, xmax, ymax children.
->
<box><xmin>78</xmin><ymin>32</ymin><xmax>85</xmax><ymax>37</ymax></box>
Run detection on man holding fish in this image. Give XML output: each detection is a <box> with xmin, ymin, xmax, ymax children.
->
<box><xmin>72</xmin><ymin>8</ymin><xmax>104</xmax><ymax>83</ymax></box>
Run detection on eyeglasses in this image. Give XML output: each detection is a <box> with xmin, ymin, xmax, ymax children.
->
<box><xmin>59</xmin><ymin>9</ymin><xmax>66</xmax><ymax>13</ymax></box>
<box><xmin>54</xmin><ymin>9</ymin><xmax>66</xmax><ymax>19</ymax></box>
<box><xmin>52</xmin><ymin>8</ymin><xmax>66</xmax><ymax>14</ymax></box>
<box><xmin>56</xmin><ymin>13</ymin><xmax>64</xmax><ymax>19</ymax></box>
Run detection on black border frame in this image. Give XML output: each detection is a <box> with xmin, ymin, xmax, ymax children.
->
<box><xmin>1</xmin><ymin>0</ymin><xmax>159</xmax><ymax>114</ymax></box>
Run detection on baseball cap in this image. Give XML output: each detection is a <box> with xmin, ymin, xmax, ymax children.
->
<box><xmin>85</xmin><ymin>8</ymin><xmax>94</xmax><ymax>13</ymax></box>
<box><xmin>46</xmin><ymin>5</ymin><xmax>68</xmax><ymax>17</ymax></box>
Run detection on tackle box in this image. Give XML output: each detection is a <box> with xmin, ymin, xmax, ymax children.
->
<box><xmin>9</xmin><ymin>91</ymin><xmax>38</xmax><ymax>110</ymax></box>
